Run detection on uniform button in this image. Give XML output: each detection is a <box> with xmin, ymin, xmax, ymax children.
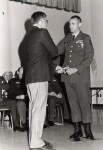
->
<box><xmin>70</xmin><ymin>55</ymin><xmax>71</xmax><ymax>57</ymax></box>
<box><xmin>70</xmin><ymin>60</ymin><xmax>71</xmax><ymax>62</ymax></box>
<box><xmin>71</xmin><ymin>45</ymin><xmax>73</xmax><ymax>47</ymax></box>
<box><xmin>70</xmin><ymin>51</ymin><xmax>72</xmax><ymax>52</ymax></box>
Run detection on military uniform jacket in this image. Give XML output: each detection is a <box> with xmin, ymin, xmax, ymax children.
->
<box><xmin>8</xmin><ymin>78</ymin><xmax>27</xmax><ymax>99</ymax></box>
<box><xmin>25</xmin><ymin>26</ymin><xmax>58</xmax><ymax>85</ymax></box>
<box><xmin>0</xmin><ymin>76</ymin><xmax>9</xmax><ymax>100</ymax></box>
<box><xmin>57</xmin><ymin>31</ymin><xmax>94</xmax><ymax>83</ymax></box>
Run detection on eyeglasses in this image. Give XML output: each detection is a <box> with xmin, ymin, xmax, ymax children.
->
<box><xmin>45</xmin><ymin>19</ymin><xmax>48</xmax><ymax>23</ymax></box>
<box><xmin>42</xmin><ymin>18</ymin><xmax>49</xmax><ymax>24</ymax></box>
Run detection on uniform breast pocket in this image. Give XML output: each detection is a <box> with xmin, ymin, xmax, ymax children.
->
<box><xmin>76</xmin><ymin>43</ymin><xmax>84</xmax><ymax>53</ymax></box>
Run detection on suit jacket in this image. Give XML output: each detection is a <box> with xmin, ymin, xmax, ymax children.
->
<box><xmin>25</xmin><ymin>26</ymin><xmax>58</xmax><ymax>84</ymax></box>
<box><xmin>57</xmin><ymin>31</ymin><xmax>94</xmax><ymax>83</ymax></box>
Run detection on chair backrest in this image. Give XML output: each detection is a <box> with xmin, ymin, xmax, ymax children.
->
<box><xmin>0</xmin><ymin>108</ymin><xmax>9</xmax><ymax>111</ymax></box>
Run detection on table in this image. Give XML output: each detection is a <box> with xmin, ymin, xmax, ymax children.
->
<box><xmin>90</xmin><ymin>87</ymin><xmax>103</xmax><ymax>105</ymax></box>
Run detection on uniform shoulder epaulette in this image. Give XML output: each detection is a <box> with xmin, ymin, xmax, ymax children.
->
<box><xmin>82</xmin><ymin>33</ymin><xmax>90</xmax><ymax>39</ymax></box>
<box><xmin>82</xmin><ymin>33</ymin><xmax>92</xmax><ymax>46</ymax></box>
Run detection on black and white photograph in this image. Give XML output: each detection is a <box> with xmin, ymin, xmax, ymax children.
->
<box><xmin>0</xmin><ymin>0</ymin><xmax>103</xmax><ymax>150</ymax></box>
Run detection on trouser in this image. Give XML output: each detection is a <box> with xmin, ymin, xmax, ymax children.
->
<box><xmin>48</xmin><ymin>96</ymin><xmax>64</xmax><ymax>122</ymax></box>
<box><xmin>0</xmin><ymin>99</ymin><xmax>18</xmax><ymax>127</ymax></box>
<box><xmin>27</xmin><ymin>82</ymin><xmax>48</xmax><ymax>149</ymax></box>
<box><xmin>17</xmin><ymin>100</ymin><xmax>26</xmax><ymax>124</ymax></box>
<box><xmin>65</xmin><ymin>82</ymin><xmax>92</xmax><ymax>123</ymax></box>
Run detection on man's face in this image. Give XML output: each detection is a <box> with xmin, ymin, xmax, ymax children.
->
<box><xmin>3</xmin><ymin>72</ymin><xmax>13</xmax><ymax>82</ymax></box>
<box><xmin>18</xmin><ymin>68</ymin><xmax>23</xmax><ymax>79</ymax></box>
<box><xmin>69</xmin><ymin>18</ymin><xmax>81</xmax><ymax>33</ymax></box>
<box><xmin>41</xmin><ymin>17</ymin><xmax>48</xmax><ymax>29</ymax></box>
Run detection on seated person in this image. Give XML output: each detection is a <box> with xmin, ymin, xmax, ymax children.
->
<box><xmin>0</xmin><ymin>71</ymin><xmax>25</xmax><ymax>132</ymax></box>
<box><xmin>3</xmin><ymin>71</ymin><xmax>13</xmax><ymax>83</ymax></box>
<box><xmin>8</xmin><ymin>67</ymin><xmax>27</xmax><ymax>129</ymax></box>
<box><xmin>47</xmin><ymin>75</ymin><xmax>65</xmax><ymax>126</ymax></box>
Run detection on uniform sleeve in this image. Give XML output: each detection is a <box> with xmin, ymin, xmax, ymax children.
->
<box><xmin>41</xmin><ymin>29</ymin><xmax>58</xmax><ymax>57</ymax></box>
<box><xmin>77</xmin><ymin>35</ymin><xmax>94</xmax><ymax>74</ymax></box>
<box><xmin>0</xmin><ymin>77</ymin><xmax>10</xmax><ymax>90</ymax></box>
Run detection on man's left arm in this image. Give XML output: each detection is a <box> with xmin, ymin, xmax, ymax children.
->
<box><xmin>76</xmin><ymin>35</ymin><xmax>94</xmax><ymax>74</ymax></box>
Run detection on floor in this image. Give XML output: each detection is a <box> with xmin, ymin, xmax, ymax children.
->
<box><xmin>0</xmin><ymin>107</ymin><xmax>103</xmax><ymax>150</ymax></box>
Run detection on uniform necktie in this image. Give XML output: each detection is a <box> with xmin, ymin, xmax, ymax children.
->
<box><xmin>73</xmin><ymin>35</ymin><xmax>75</xmax><ymax>40</ymax></box>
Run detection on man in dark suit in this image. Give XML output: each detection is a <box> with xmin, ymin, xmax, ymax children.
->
<box><xmin>56</xmin><ymin>16</ymin><xmax>94</xmax><ymax>141</ymax></box>
<box><xmin>25</xmin><ymin>11</ymin><xmax>58</xmax><ymax>150</ymax></box>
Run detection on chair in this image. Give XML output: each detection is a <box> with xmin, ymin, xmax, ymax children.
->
<box><xmin>0</xmin><ymin>107</ymin><xmax>13</xmax><ymax>130</ymax></box>
<box><xmin>55</xmin><ymin>103</ymin><xmax>64</xmax><ymax>125</ymax></box>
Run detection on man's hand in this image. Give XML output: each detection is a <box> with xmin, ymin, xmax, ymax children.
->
<box><xmin>16</xmin><ymin>95</ymin><xmax>25</xmax><ymax>99</ymax></box>
<box><xmin>66</xmin><ymin>68</ymin><xmax>78</xmax><ymax>75</ymax></box>
<box><xmin>48</xmin><ymin>92</ymin><xmax>56</xmax><ymax>96</ymax></box>
<box><xmin>55</xmin><ymin>65</ymin><xmax>65</xmax><ymax>74</ymax></box>
<box><xmin>56</xmin><ymin>93</ymin><xmax>62</xmax><ymax>98</ymax></box>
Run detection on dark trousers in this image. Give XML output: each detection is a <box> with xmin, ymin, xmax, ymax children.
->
<box><xmin>16</xmin><ymin>99</ymin><xmax>26</xmax><ymax>124</ymax></box>
<box><xmin>48</xmin><ymin>95</ymin><xmax>64</xmax><ymax>122</ymax></box>
<box><xmin>0</xmin><ymin>99</ymin><xmax>19</xmax><ymax>127</ymax></box>
<box><xmin>65</xmin><ymin>82</ymin><xmax>92</xmax><ymax>123</ymax></box>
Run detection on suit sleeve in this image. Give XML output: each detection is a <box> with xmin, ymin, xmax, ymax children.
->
<box><xmin>57</xmin><ymin>35</ymin><xmax>70</xmax><ymax>56</ymax></box>
<box><xmin>41</xmin><ymin>29</ymin><xmax>58</xmax><ymax>57</ymax></box>
<box><xmin>77</xmin><ymin>35</ymin><xmax>94</xmax><ymax>74</ymax></box>
<box><xmin>57</xmin><ymin>39</ymin><xmax>66</xmax><ymax>56</ymax></box>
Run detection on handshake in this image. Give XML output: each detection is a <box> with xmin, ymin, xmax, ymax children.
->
<box><xmin>55</xmin><ymin>65</ymin><xmax>69</xmax><ymax>74</ymax></box>
<box><xmin>55</xmin><ymin>65</ymin><xmax>78</xmax><ymax>75</ymax></box>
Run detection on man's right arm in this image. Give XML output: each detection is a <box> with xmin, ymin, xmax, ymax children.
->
<box><xmin>41</xmin><ymin>29</ymin><xmax>58</xmax><ymax>57</ymax></box>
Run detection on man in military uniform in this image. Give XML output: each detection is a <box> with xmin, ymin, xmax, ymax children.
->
<box><xmin>56</xmin><ymin>15</ymin><xmax>94</xmax><ymax>141</ymax></box>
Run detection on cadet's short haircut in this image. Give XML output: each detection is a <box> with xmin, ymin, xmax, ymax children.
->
<box><xmin>70</xmin><ymin>15</ymin><xmax>82</xmax><ymax>23</ymax></box>
<box><xmin>31</xmin><ymin>11</ymin><xmax>47</xmax><ymax>25</ymax></box>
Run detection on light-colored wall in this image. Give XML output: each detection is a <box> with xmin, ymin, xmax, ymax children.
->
<box><xmin>0</xmin><ymin>0</ymin><xmax>11</xmax><ymax>75</ymax></box>
<box><xmin>9</xmin><ymin>1</ymin><xmax>37</xmax><ymax>74</ymax></box>
<box><xmin>90</xmin><ymin>0</ymin><xmax>103</xmax><ymax>104</ymax></box>
<box><xmin>91</xmin><ymin>0</ymin><xmax>103</xmax><ymax>86</ymax></box>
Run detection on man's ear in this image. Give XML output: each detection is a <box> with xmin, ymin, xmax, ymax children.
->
<box><xmin>79</xmin><ymin>22</ymin><xmax>82</xmax><ymax>28</ymax></box>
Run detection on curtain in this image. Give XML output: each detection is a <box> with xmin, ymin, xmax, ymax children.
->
<box><xmin>38</xmin><ymin>0</ymin><xmax>81</xmax><ymax>12</ymax></box>
<box><xmin>10</xmin><ymin>0</ymin><xmax>38</xmax><ymax>3</ymax></box>
<box><xmin>9</xmin><ymin>0</ymin><xmax>81</xmax><ymax>12</ymax></box>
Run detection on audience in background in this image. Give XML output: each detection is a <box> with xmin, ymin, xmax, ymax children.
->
<box><xmin>0</xmin><ymin>69</ymin><xmax>70</xmax><ymax>133</ymax></box>
<box><xmin>8</xmin><ymin>67</ymin><xmax>27</xmax><ymax>130</ymax></box>
<box><xmin>47</xmin><ymin>75</ymin><xmax>65</xmax><ymax>126</ymax></box>
<box><xmin>0</xmin><ymin>71</ymin><xmax>25</xmax><ymax>132</ymax></box>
